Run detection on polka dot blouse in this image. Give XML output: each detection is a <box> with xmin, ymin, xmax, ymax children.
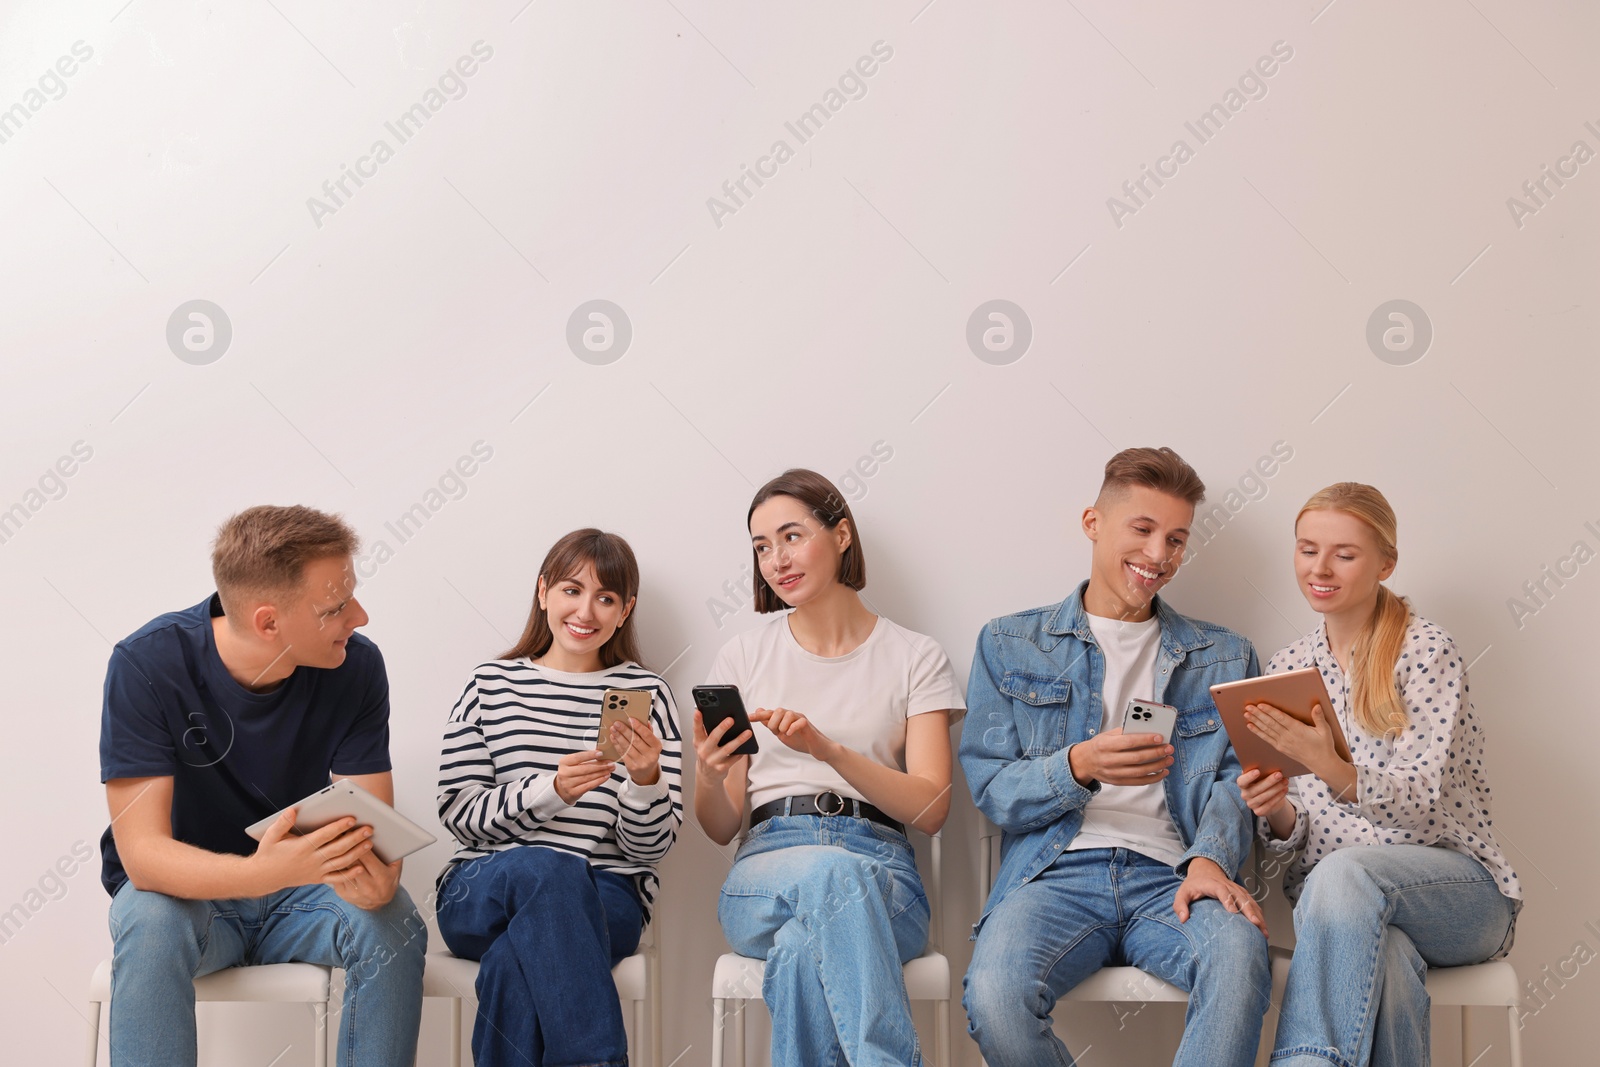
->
<box><xmin>1259</xmin><ymin>614</ymin><xmax>1523</xmax><ymax>924</ymax></box>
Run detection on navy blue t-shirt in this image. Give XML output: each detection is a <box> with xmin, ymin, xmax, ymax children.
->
<box><xmin>98</xmin><ymin>593</ymin><xmax>392</xmax><ymax>896</ymax></box>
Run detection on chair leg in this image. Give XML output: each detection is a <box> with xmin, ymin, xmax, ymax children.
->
<box><xmin>733</xmin><ymin>999</ymin><xmax>747</xmax><ymax>1067</ymax></box>
<box><xmin>84</xmin><ymin>1000</ymin><xmax>102</xmax><ymax>1067</ymax></box>
<box><xmin>1506</xmin><ymin>1004</ymin><xmax>1524</xmax><ymax>1067</ymax></box>
<box><xmin>314</xmin><ymin>996</ymin><xmax>328</xmax><ymax>1067</ymax></box>
<box><xmin>934</xmin><ymin>998</ymin><xmax>950</xmax><ymax>1067</ymax></box>
<box><xmin>634</xmin><ymin>996</ymin><xmax>647</xmax><ymax>1067</ymax></box>
<box><xmin>450</xmin><ymin>996</ymin><xmax>463</xmax><ymax>1067</ymax></box>
<box><xmin>650</xmin><ymin>949</ymin><xmax>663</xmax><ymax>1067</ymax></box>
<box><xmin>711</xmin><ymin>999</ymin><xmax>727</xmax><ymax>1067</ymax></box>
<box><xmin>1461</xmin><ymin>1005</ymin><xmax>1474</xmax><ymax>1067</ymax></box>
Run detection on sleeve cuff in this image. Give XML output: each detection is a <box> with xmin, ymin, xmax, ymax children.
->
<box><xmin>1348</xmin><ymin>764</ymin><xmax>1382</xmax><ymax>818</ymax></box>
<box><xmin>328</xmin><ymin>758</ymin><xmax>392</xmax><ymax>777</ymax></box>
<box><xmin>1261</xmin><ymin>802</ymin><xmax>1309</xmax><ymax>852</ymax></box>
<box><xmin>1046</xmin><ymin>744</ymin><xmax>1100</xmax><ymax>807</ymax></box>
<box><xmin>620</xmin><ymin>775</ymin><xmax>668</xmax><ymax>809</ymax></box>
<box><xmin>101</xmin><ymin>761</ymin><xmax>178</xmax><ymax>783</ymax></box>
<box><xmin>1177</xmin><ymin>833</ymin><xmax>1239</xmax><ymax>877</ymax></box>
<box><xmin>525</xmin><ymin>775</ymin><xmax>568</xmax><ymax>820</ymax></box>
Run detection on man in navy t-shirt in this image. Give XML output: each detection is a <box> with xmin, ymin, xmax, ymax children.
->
<box><xmin>99</xmin><ymin>505</ymin><xmax>425</xmax><ymax>1067</ymax></box>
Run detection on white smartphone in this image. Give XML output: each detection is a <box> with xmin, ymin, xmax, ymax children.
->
<box><xmin>244</xmin><ymin>779</ymin><xmax>437</xmax><ymax>865</ymax></box>
<box><xmin>1121</xmin><ymin>699</ymin><xmax>1178</xmax><ymax>742</ymax></box>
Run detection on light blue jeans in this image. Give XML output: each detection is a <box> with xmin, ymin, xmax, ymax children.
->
<box><xmin>107</xmin><ymin>880</ymin><xmax>426</xmax><ymax>1067</ymax></box>
<box><xmin>717</xmin><ymin>815</ymin><xmax>930</xmax><ymax>1067</ymax></box>
<box><xmin>1272</xmin><ymin>845</ymin><xmax>1518</xmax><ymax>1067</ymax></box>
<box><xmin>964</xmin><ymin>846</ymin><xmax>1271</xmax><ymax>1067</ymax></box>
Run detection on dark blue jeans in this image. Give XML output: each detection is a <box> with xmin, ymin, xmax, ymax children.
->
<box><xmin>436</xmin><ymin>847</ymin><xmax>643</xmax><ymax>1067</ymax></box>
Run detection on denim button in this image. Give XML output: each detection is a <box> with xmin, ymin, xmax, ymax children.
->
<box><xmin>1029</xmin><ymin>691</ymin><xmax>1037</xmax><ymax>699</ymax></box>
<box><xmin>1088</xmin><ymin>728</ymin><xmax>1096</xmax><ymax>735</ymax></box>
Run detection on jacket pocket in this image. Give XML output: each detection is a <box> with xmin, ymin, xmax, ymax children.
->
<box><xmin>1174</xmin><ymin>706</ymin><xmax>1225</xmax><ymax>781</ymax></box>
<box><xmin>999</xmin><ymin>670</ymin><xmax>1071</xmax><ymax>757</ymax></box>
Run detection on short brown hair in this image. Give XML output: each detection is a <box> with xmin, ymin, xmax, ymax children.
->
<box><xmin>502</xmin><ymin>528</ymin><xmax>646</xmax><ymax>669</ymax></box>
<box><xmin>748</xmin><ymin>469</ymin><xmax>866</xmax><ymax>613</ymax></box>
<box><xmin>211</xmin><ymin>505</ymin><xmax>360</xmax><ymax>616</ymax></box>
<box><xmin>1098</xmin><ymin>446</ymin><xmax>1206</xmax><ymax>506</ymax></box>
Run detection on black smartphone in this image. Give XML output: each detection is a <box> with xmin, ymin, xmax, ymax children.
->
<box><xmin>692</xmin><ymin>685</ymin><xmax>759</xmax><ymax>756</ymax></box>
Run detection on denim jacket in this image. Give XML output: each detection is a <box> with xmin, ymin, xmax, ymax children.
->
<box><xmin>960</xmin><ymin>582</ymin><xmax>1259</xmax><ymax>929</ymax></box>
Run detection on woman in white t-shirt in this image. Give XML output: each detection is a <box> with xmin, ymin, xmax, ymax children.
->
<box><xmin>1236</xmin><ymin>484</ymin><xmax>1520</xmax><ymax>1067</ymax></box>
<box><xmin>694</xmin><ymin>468</ymin><xmax>965</xmax><ymax>1067</ymax></box>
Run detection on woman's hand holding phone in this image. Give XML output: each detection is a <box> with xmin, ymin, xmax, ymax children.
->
<box><xmin>692</xmin><ymin>710</ymin><xmax>751</xmax><ymax>786</ymax></box>
<box><xmin>553</xmin><ymin>748</ymin><xmax>616</xmax><ymax>804</ymax></box>
<box><xmin>609</xmin><ymin>717</ymin><xmax>663</xmax><ymax>786</ymax></box>
<box><xmin>749</xmin><ymin>706</ymin><xmax>838</xmax><ymax>762</ymax></box>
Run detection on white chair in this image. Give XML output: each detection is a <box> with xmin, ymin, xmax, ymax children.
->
<box><xmin>709</xmin><ymin>831</ymin><xmax>951</xmax><ymax>1067</ymax></box>
<box><xmin>1269</xmin><ymin>947</ymin><xmax>1523</xmax><ymax>1067</ymax></box>
<box><xmin>422</xmin><ymin>926</ymin><xmax>660</xmax><ymax>1067</ymax></box>
<box><xmin>84</xmin><ymin>960</ymin><xmax>333</xmax><ymax>1067</ymax></box>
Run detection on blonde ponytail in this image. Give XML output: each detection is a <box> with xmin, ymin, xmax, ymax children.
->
<box><xmin>1350</xmin><ymin>585</ymin><xmax>1409</xmax><ymax>738</ymax></box>
<box><xmin>1297</xmin><ymin>482</ymin><xmax>1409</xmax><ymax>738</ymax></box>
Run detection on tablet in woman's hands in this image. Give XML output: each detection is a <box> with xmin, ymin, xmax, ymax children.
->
<box><xmin>1211</xmin><ymin>667</ymin><xmax>1351</xmax><ymax>779</ymax></box>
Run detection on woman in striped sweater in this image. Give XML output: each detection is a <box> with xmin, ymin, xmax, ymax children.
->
<box><xmin>435</xmin><ymin>528</ymin><xmax>683</xmax><ymax>1067</ymax></box>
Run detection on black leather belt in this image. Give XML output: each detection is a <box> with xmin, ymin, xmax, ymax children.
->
<box><xmin>749</xmin><ymin>791</ymin><xmax>904</xmax><ymax>835</ymax></box>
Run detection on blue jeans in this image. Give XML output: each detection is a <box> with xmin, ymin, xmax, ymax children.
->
<box><xmin>964</xmin><ymin>847</ymin><xmax>1270</xmax><ymax>1067</ymax></box>
<box><xmin>436</xmin><ymin>847</ymin><xmax>643</xmax><ymax>1067</ymax></box>
<box><xmin>106</xmin><ymin>880</ymin><xmax>425</xmax><ymax>1067</ymax></box>
<box><xmin>1272</xmin><ymin>845</ymin><xmax>1518</xmax><ymax>1067</ymax></box>
<box><xmin>717</xmin><ymin>815</ymin><xmax>931</xmax><ymax>1067</ymax></box>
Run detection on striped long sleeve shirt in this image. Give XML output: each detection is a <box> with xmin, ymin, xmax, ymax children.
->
<box><xmin>437</xmin><ymin>658</ymin><xmax>683</xmax><ymax>919</ymax></box>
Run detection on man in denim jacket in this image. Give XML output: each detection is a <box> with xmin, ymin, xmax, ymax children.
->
<box><xmin>961</xmin><ymin>447</ymin><xmax>1271</xmax><ymax>1067</ymax></box>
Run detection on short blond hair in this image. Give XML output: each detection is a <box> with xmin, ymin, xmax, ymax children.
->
<box><xmin>1098</xmin><ymin>446</ymin><xmax>1206</xmax><ymax>506</ymax></box>
<box><xmin>211</xmin><ymin>505</ymin><xmax>359</xmax><ymax>616</ymax></box>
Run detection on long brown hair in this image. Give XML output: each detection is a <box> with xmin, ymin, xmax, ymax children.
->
<box><xmin>1297</xmin><ymin>483</ymin><xmax>1409</xmax><ymax>738</ymax></box>
<box><xmin>501</xmin><ymin>528</ymin><xmax>645</xmax><ymax>669</ymax></box>
<box><xmin>747</xmin><ymin>469</ymin><xmax>866</xmax><ymax>613</ymax></box>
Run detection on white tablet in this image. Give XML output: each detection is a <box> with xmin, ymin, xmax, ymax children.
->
<box><xmin>245</xmin><ymin>779</ymin><xmax>437</xmax><ymax>865</ymax></box>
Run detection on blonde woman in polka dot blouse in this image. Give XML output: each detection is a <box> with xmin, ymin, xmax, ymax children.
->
<box><xmin>1236</xmin><ymin>483</ymin><xmax>1521</xmax><ymax>1067</ymax></box>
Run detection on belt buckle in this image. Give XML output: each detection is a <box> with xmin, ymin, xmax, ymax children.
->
<box><xmin>814</xmin><ymin>790</ymin><xmax>846</xmax><ymax>816</ymax></box>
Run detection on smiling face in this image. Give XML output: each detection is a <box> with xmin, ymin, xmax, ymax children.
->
<box><xmin>1082</xmin><ymin>485</ymin><xmax>1193</xmax><ymax>621</ymax></box>
<box><xmin>1293</xmin><ymin>507</ymin><xmax>1395</xmax><ymax>621</ymax></box>
<box><xmin>537</xmin><ymin>561</ymin><xmax>633</xmax><ymax>672</ymax></box>
<box><xmin>276</xmin><ymin>554</ymin><xmax>369</xmax><ymax>670</ymax></box>
<box><xmin>749</xmin><ymin>494</ymin><xmax>851</xmax><ymax>610</ymax></box>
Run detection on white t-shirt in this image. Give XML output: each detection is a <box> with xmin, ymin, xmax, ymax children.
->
<box><xmin>706</xmin><ymin>613</ymin><xmax>965</xmax><ymax>812</ymax></box>
<box><xmin>1067</xmin><ymin>612</ymin><xmax>1187</xmax><ymax>867</ymax></box>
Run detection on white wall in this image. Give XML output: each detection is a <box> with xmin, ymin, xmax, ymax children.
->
<box><xmin>2</xmin><ymin>2</ymin><xmax>1595</xmax><ymax>1064</ymax></box>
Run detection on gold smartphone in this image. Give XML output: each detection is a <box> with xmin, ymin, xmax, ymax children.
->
<box><xmin>597</xmin><ymin>688</ymin><xmax>654</xmax><ymax>761</ymax></box>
